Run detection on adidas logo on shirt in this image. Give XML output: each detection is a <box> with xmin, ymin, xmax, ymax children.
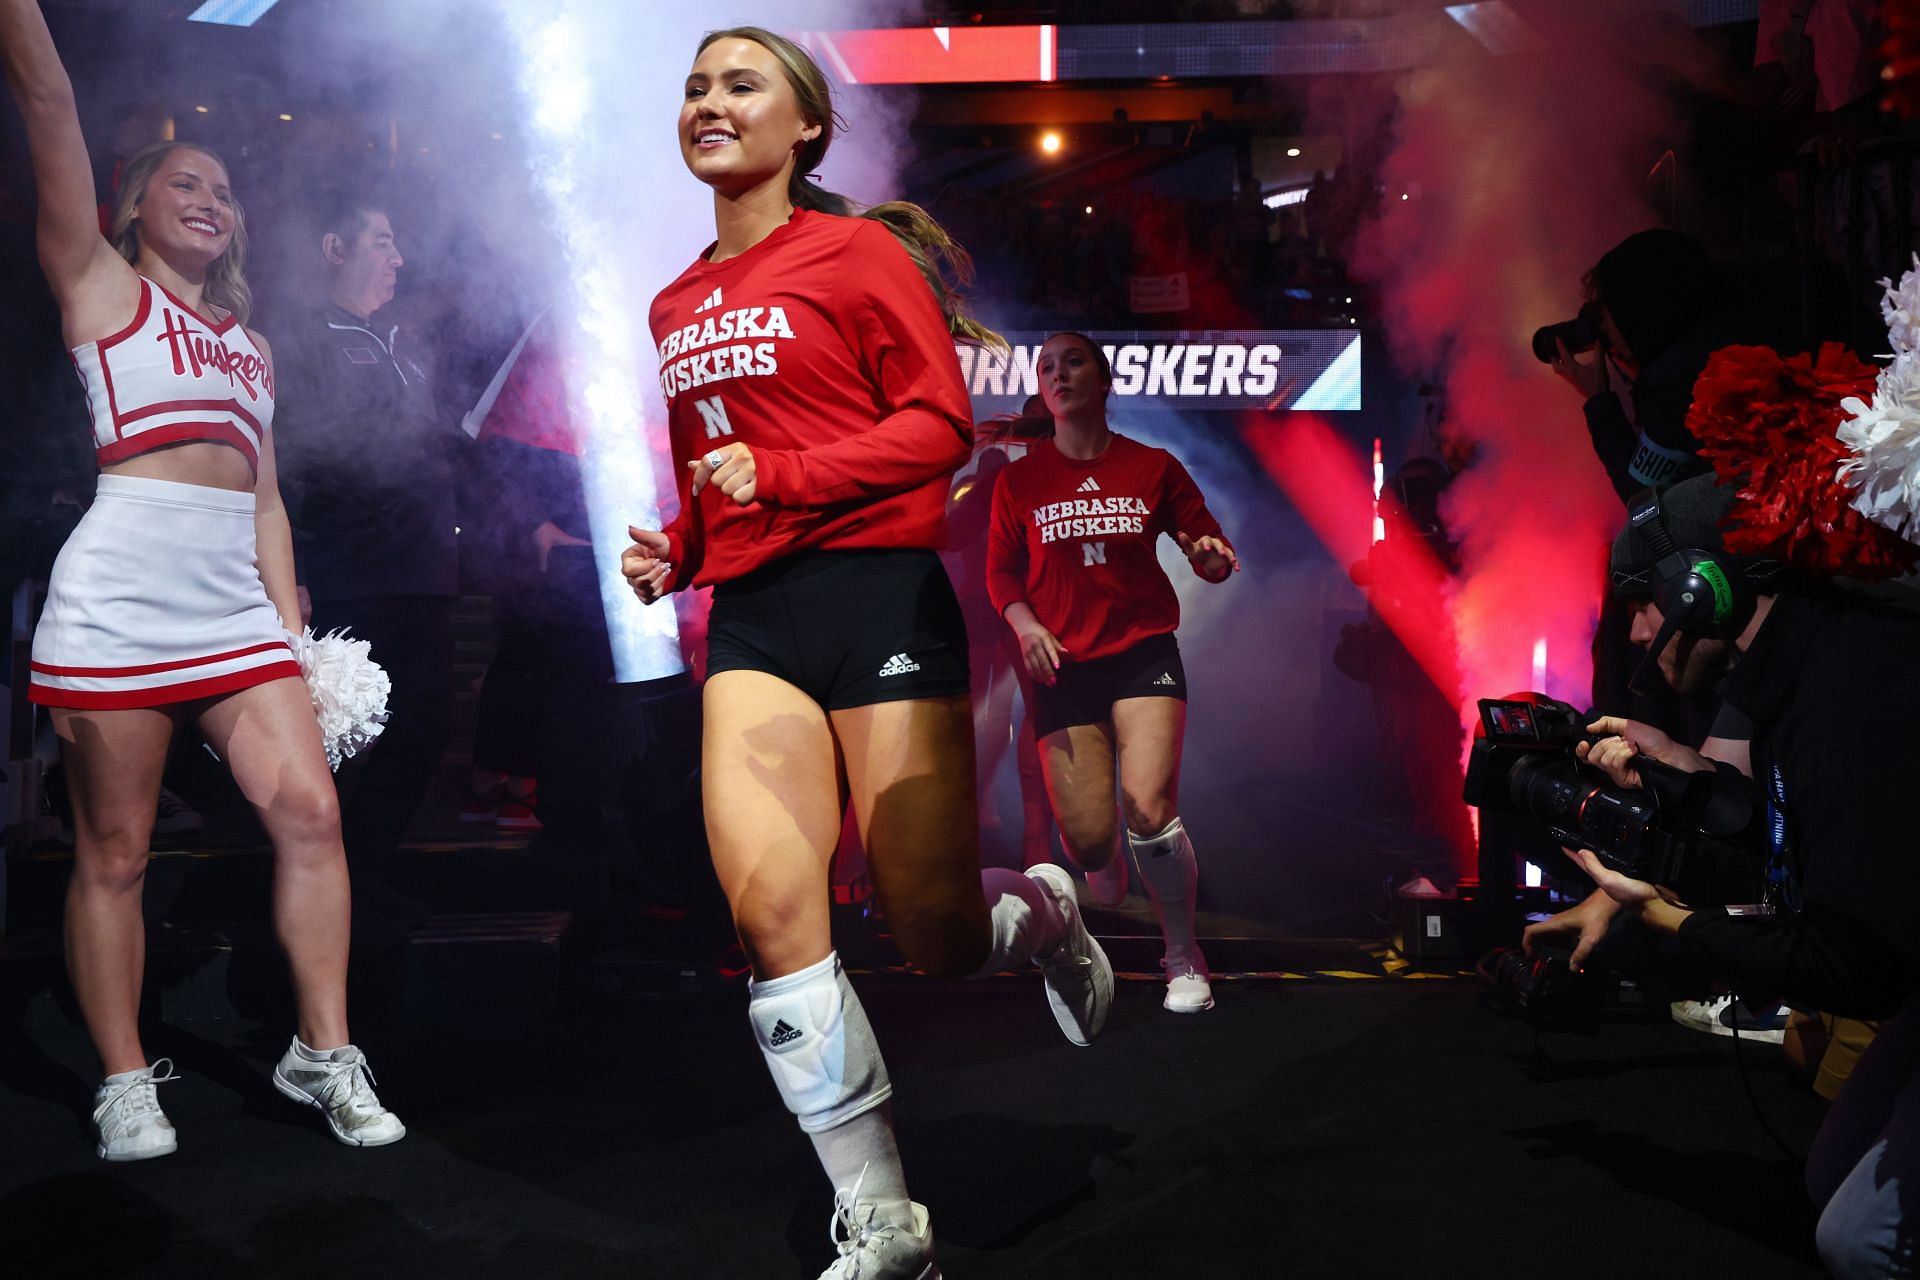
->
<box><xmin>769</xmin><ymin>1019</ymin><xmax>803</xmax><ymax>1047</ymax></box>
<box><xmin>878</xmin><ymin>653</ymin><xmax>921</xmax><ymax>677</ymax></box>
<box><xmin>1076</xmin><ymin>476</ymin><xmax>1101</xmax><ymax>493</ymax></box>
<box><xmin>1153</xmin><ymin>672</ymin><xmax>1177</xmax><ymax>686</ymax></box>
<box><xmin>693</xmin><ymin>286</ymin><xmax>724</xmax><ymax>315</ymax></box>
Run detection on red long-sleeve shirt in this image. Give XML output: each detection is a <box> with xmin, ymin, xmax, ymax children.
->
<box><xmin>987</xmin><ymin>435</ymin><xmax>1228</xmax><ymax>661</ymax></box>
<box><xmin>648</xmin><ymin>210</ymin><xmax>974</xmax><ymax>588</ymax></box>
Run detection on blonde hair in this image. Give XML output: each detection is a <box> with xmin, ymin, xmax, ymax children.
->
<box><xmin>108</xmin><ymin>140</ymin><xmax>253</xmax><ymax>327</ymax></box>
<box><xmin>696</xmin><ymin>26</ymin><xmax>1005</xmax><ymax>351</ymax></box>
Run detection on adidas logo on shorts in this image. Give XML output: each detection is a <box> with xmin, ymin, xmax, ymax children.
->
<box><xmin>1153</xmin><ymin>672</ymin><xmax>1177</xmax><ymax>686</ymax></box>
<box><xmin>1076</xmin><ymin>476</ymin><xmax>1101</xmax><ymax>493</ymax></box>
<box><xmin>878</xmin><ymin>653</ymin><xmax>921</xmax><ymax>677</ymax></box>
<box><xmin>770</xmin><ymin>1019</ymin><xmax>803</xmax><ymax>1047</ymax></box>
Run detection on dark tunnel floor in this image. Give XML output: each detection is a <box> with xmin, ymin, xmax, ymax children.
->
<box><xmin>0</xmin><ymin>974</ymin><xmax>1829</xmax><ymax>1279</ymax></box>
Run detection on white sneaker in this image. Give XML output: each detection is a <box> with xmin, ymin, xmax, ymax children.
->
<box><xmin>1028</xmin><ymin>863</ymin><xmax>1114</xmax><ymax>1047</ymax></box>
<box><xmin>1162</xmin><ymin>953</ymin><xmax>1215</xmax><ymax>1014</ymax></box>
<box><xmin>1670</xmin><ymin>996</ymin><xmax>1787</xmax><ymax>1044</ymax></box>
<box><xmin>152</xmin><ymin>787</ymin><xmax>204</xmax><ymax>836</ymax></box>
<box><xmin>93</xmin><ymin>1059</ymin><xmax>180</xmax><ymax>1161</ymax></box>
<box><xmin>819</xmin><ymin>1173</ymin><xmax>940</xmax><ymax>1280</ymax></box>
<box><xmin>1085</xmin><ymin>851</ymin><xmax>1128</xmax><ymax>907</ymax></box>
<box><xmin>272</xmin><ymin>1041</ymin><xmax>407</xmax><ymax>1146</ymax></box>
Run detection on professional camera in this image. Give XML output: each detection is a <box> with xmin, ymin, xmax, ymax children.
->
<box><xmin>1476</xmin><ymin>944</ymin><xmax>1600</xmax><ymax>1032</ymax></box>
<box><xmin>1461</xmin><ymin>694</ymin><xmax>1754</xmax><ymax>887</ymax></box>
<box><xmin>1530</xmin><ymin>302</ymin><xmax>1605</xmax><ymax>364</ymax></box>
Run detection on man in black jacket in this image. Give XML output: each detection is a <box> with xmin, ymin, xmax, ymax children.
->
<box><xmin>269</xmin><ymin>192</ymin><xmax>462</xmax><ymax>938</ymax></box>
<box><xmin>1526</xmin><ymin>474</ymin><xmax>1918</xmax><ymax>1278</ymax></box>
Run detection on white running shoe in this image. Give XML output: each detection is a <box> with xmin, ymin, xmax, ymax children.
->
<box><xmin>819</xmin><ymin>1171</ymin><xmax>940</xmax><ymax>1280</ymax></box>
<box><xmin>1028</xmin><ymin>863</ymin><xmax>1114</xmax><ymax>1047</ymax></box>
<box><xmin>1670</xmin><ymin>996</ymin><xmax>1788</xmax><ymax>1044</ymax></box>
<box><xmin>272</xmin><ymin>1041</ymin><xmax>407</xmax><ymax>1146</ymax></box>
<box><xmin>93</xmin><ymin>1059</ymin><xmax>180</xmax><ymax>1162</ymax></box>
<box><xmin>1162</xmin><ymin>953</ymin><xmax>1215</xmax><ymax>1014</ymax></box>
<box><xmin>1085</xmin><ymin>851</ymin><xmax>1129</xmax><ymax>907</ymax></box>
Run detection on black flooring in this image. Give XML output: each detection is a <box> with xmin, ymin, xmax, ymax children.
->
<box><xmin>0</xmin><ymin>970</ymin><xmax>1829</xmax><ymax>1279</ymax></box>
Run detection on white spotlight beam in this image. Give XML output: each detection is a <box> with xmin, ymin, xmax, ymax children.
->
<box><xmin>496</xmin><ymin>4</ymin><xmax>684</xmax><ymax>682</ymax></box>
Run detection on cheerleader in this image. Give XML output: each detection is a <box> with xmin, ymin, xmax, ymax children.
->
<box><xmin>622</xmin><ymin>27</ymin><xmax>1109</xmax><ymax>1278</ymax></box>
<box><xmin>2</xmin><ymin>0</ymin><xmax>400</xmax><ymax>1159</ymax></box>
<box><xmin>986</xmin><ymin>331</ymin><xmax>1239</xmax><ymax>1013</ymax></box>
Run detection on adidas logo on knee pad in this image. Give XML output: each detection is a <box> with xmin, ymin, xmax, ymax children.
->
<box><xmin>770</xmin><ymin>1019</ymin><xmax>804</xmax><ymax>1047</ymax></box>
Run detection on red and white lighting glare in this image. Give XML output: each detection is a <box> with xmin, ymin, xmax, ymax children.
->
<box><xmin>1371</xmin><ymin>437</ymin><xmax>1386</xmax><ymax>545</ymax></box>
<box><xmin>1252</xmin><ymin>413</ymin><xmax>1489</xmax><ymax>874</ymax></box>
<box><xmin>801</xmin><ymin>24</ymin><xmax>1057</xmax><ymax>84</ymax></box>
<box><xmin>1523</xmin><ymin>636</ymin><xmax>1548</xmax><ymax>887</ymax></box>
<box><xmin>1039</xmin><ymin>131</ymin><xmax>1063</xmax><ymax>156</ymax></box>
<box><xmin>1250</xmin><ymin>415</ymin><xmax>1458</xmax><ymax>700</ymax></box>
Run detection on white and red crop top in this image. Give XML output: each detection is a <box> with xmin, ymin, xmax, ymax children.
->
<box><xmin>72</xmin><ymin>275</ymin><xmax>275</xmax><ymax>471</ymax></box>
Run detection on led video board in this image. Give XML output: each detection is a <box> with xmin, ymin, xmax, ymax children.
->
<box><xmin>959</xmin><ymin>330</ymin><xmax>1360</xmax><ymax>414</ymax></box>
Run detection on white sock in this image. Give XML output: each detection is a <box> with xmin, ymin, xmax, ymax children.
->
<box><xmin>1129</xmin><ymin>817</ymin><xmax>1204</xmax><ymax>969</ymax></box>
<box><xmin>811</xmin><ymin>1106</ymin><xmax>914</xmax><ymax>1228</ymax></box>
<box><xmin>969</xmin><ymin>867</ymin><xmax>1066</xmax><ymax>977</ymax></box>
<box><xmin>293</xmin><ymin>1037</ymin><xmax>340</xmax><ymax>1062</ymax></box>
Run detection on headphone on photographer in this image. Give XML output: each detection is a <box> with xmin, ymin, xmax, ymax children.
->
<box><xmin>1628</xmin><ymin>488</ymin><xmax>1754</xmax><ymax>639</ymax></box>
<box><xmin>1626</xmin><ymin>487</ymin><xmax>1756</xmax><ymax>692</ymax></box>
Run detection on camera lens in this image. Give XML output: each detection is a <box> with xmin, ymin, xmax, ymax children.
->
<box><xmin>1531</xmin><ymin>312</ymin><xmax>1602</xmax><ymax>364</ymax></box>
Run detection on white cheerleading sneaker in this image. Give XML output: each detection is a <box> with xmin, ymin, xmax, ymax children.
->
<box><xmin>1028</xmin><ymin>863</ymin><xmax>1114</xmax><ymax>1047</ymax></box>
<box><xmin>93</xmin><ymin>1059</ymin><xmax>180</xmax><ymax>1162</ymax></box>
<box><xmin>272</xmin><ymin>1041</ymin><xmax>406</xmax><ymax>1147</ymax></box>
<box><xmin>1084</xmin><ymin>851</ymin><xmax>1129</xmax><ymax>907</ymax></box>
<box><xmin>1162</xmin><ymin>953</ymin><xmax>1215</xmax><ymax>1014</ymax></box>
<box><xmin>819</xmin><ymin>1173</ymin><xmax>940</xmax><ymax>1280</ymax></box>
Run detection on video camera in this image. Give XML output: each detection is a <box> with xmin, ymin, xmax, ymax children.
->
<box><xmin>1462</xmin><ymin>695</ymin><xmax>1754</xmax><ymax>888</ymax></box>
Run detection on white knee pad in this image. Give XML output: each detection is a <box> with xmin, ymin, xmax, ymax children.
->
<box><xmin>748</xmin><ymin>952</ymin><xmax>892</xmax><ymax>1135</ymax></box>
<box><xmin>1129</xmin><ymin>817</ymin><xmax>1197</xmax><ymax>904</ymax></box>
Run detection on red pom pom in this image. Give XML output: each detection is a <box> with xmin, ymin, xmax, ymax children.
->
<box><xmin>1685</xmin><ymin>344</ymin><xmax>1920</xmax><ymax>581</ymax></box>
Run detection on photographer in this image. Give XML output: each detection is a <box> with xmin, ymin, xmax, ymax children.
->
<box><xmin>1548</xmin><ymin>229</ymin><xmax>1768</xmax><ymax>730</ymax></box>
<box><xmin>1524</xmin><ymin>474</ymin><xmax>1920</xmax><ymax>1279</ymax></box>
<box><xmin>1549</xmin><ymin>230</ymin><xmax>1749</xmax><ymax>502</ymax></box>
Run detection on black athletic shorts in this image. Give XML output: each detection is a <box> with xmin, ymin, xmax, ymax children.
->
<box><xmin>1027</xmin><ymin>631</ymin><xmax>1187</xmax><ymax>739</ymax></box>
<box><xmin>706</xmin><ymin>549</ymin><xmax>971</xmax><ymax>710</ymax></box>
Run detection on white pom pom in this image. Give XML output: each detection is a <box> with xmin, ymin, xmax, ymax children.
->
<box><xmin>288</xmin><ymin>627</ymin><xmax>391</xmax><ymax>771</ymax></box>
<box><xmin>1838</xmin><ymin>348</ymin><xmax>1920</xmax><ymax>542</ymax></box>
<box><xmin>1880</xmin><ymin>253</ymin><xmax>1920</xmax><ymax>357</ymax></box>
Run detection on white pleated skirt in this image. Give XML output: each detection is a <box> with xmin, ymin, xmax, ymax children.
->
<box><xmin>30</xmin><ymin>474</ymin><xmax>300</xmax><ymax>709</ymax></box>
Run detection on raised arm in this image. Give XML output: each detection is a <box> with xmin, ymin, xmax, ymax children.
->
<box><xmin>1</xmin><ymin>0</ymin><xmax>125</xmax><ymax>310</ymax></box>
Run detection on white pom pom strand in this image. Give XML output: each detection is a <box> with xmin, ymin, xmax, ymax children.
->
<box><xmin>288</xmin><ymin>627</ymin><xmax>391</xmax><ymax>771</ymax></box>
<box><xmin>1882</xmin><ymin>253</ymin><xmax>1920</xmax><ymax>358</ymax></box>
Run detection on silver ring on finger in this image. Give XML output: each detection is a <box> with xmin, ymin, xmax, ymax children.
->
<box><xmin>704</xmin><ymin>449</ymin><xmax>728</xmax><ymax>470</ymax></box>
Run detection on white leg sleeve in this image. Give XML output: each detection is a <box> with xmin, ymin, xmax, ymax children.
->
<box><xmin>1129</xmin><ymin>817</ymin><xmax>1203</xmax><ymax>966</ymax></box>
<box><xmin>748</xmin><ymin>952</ymin><xmax>892</xmax><ymax>1134</ymax></box>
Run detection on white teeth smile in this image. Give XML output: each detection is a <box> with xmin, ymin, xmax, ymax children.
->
<box><xmin>697</xmin><ymin>131</ymin><xmax>735</xmax><ymax>145</ymax></box>
<box><xmin>184</xmin><ymin>218</ymin><xmax>219</xmax><ymax>236</ymax></box>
